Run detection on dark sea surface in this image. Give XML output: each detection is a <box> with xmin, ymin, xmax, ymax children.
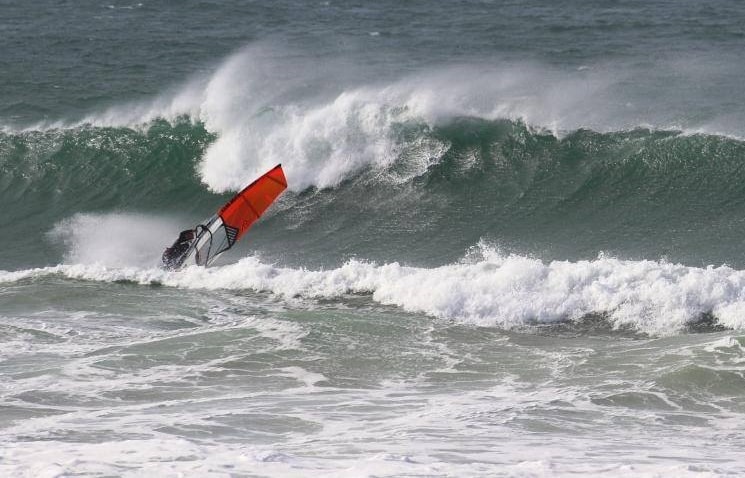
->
<box><xmin>2</xmin><ymin>1</ymin><xmax>745</xmax><ymax>476</ymax></box>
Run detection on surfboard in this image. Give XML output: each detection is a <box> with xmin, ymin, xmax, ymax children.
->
<box><xmin>162</xmin><ymin>164</ymin><xmax>287</xmax><ymax>269</ymax></box>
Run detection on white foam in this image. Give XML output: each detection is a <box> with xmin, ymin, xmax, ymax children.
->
<box><xmin>277</xmin><ymin>366</ymin><xmax>328</xmax><ymax>390</ymax></box>
<box><xmin>1</xmin><ymin>440</ymin><xmax>729</xmax><ymax>478</ymax></box>
<box><xmin>6</xmin><ymin>245</ymin><xmax>745</xmax><ymax>335</ymax></box>
<box><xmin>0</xmin><ymin>382</ymin><xmax>736</xmax><ymax>477</ymax></box>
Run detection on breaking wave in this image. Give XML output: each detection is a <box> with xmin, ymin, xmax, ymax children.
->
<box><xmin>3</xmin><ymin>114</ymin><xmax>745</xmax><ymax>269</ymax></box>
<box><xmin>9</xmin><ymin>45</ymin><xmax>745</xmax><ymax>192</ymax></box>
<box><xmin>2</xmin><ymin>244</ymin><xmax>745</xmax><ymax>335</ymax></box>
<box><xmin>4</xmin><ymin>45</ymin><xmax>745</xmax><ymax>282</ymax></box>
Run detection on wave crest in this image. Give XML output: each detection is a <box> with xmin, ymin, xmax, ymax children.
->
<box><xmin>69</xmin><ymin>45</ymin><xmax>745</xmax><ymax>192</ymax></box>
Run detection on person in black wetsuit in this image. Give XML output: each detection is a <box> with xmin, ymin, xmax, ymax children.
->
<box><xmin>162</xmin><ymin>228</ymin><xmax>196</xmax><ymax>269</ymax></box>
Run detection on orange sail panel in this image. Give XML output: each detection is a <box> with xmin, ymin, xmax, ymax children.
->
<box><xmin>218</xmin><ymin>164</ymin><xmax>287</xmax><ymax>244</ymax></box>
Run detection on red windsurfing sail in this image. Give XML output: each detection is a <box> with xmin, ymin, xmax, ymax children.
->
<box><xmin>162</xmin><ymin>164</ymin><xmax>287</xmax><ymax>269</ymax></box>
<box><xmin>218</xmin><ymin>163</ymin><xmax>288</xmax><ymax>245</ymax></box>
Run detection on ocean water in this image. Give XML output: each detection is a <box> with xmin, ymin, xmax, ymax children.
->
<box><xmin>3</xmin><ymin>1</ymin><xmax>745</xmax><ymax>476</ymax></box>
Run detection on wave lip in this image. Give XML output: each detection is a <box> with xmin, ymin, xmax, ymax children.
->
<box><xmin>5</xmin><ymin>246</ymin><xmax>745</xmax><ymax>335</ymax></box>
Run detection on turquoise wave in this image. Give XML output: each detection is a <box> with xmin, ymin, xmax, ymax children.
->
<box><xmin>3</xmin><ymin>118</ymin><xmax>745</xmax><ymax>269</ymax></box>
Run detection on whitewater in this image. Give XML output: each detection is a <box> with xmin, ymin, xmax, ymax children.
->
<box><xmin>6</xmin><ymin>246</ymin><xmax>745</xmax><ymax>335</ymax></box>
<box><xmin>4</xmin><ymin>1</ymin><xmax>745</xmax><ymax>476</ymax></box>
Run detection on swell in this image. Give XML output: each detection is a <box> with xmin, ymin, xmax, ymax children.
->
<box><xmin>3</xmin><ymin>118</ymin><xmax>745</xmax><ymax>269</ymax></box>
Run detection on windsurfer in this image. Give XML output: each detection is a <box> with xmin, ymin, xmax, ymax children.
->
<box><xmin>162</xmin><ymin>229</ymin><xmax>196</xmax><ymax>269</ymax></box>
<box><xmin>160</xmin><ymin>163</ymin><xmax>287</xmax><ymax>270</ymax></box>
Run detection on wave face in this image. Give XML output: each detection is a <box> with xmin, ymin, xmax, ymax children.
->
<box><xmin>0</xmin><ymin>121</ymin><xmax>216</xmax><ymax>268</ymax></box>
<box><xmin>3</xmin><ymin>116</ymin><xmax>745</xmax><ymax>270</ymax></box>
